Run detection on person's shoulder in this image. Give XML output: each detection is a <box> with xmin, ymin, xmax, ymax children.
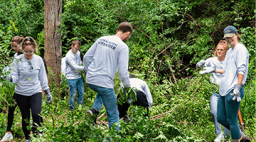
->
<box><xmin>131</xmin><ymin>77</ymin><xmax>145</xmax><ymax>83</ymax></box>
<box><xmin>236</xmin><ymin>43</ymin><xmax>247</xmax><ymax>50</ymax></box>
<box><xmin>33</xmin><ymin>54</ymin><xmax>43</xmax><ymax>61</ymax></box>
<box><xmin>65</xmin><ymin>50</ymin><xmax>72</xmax><ymax>57</ymax></box>
<box><xmin>205</xmin><ymin>57</ymin><xmax>217</xmax><ymax>62</ymax></box>
<box><xmin>15</xmin><ymin>54</ymin><xmax>23</xmax><ymax>59</ymax></box>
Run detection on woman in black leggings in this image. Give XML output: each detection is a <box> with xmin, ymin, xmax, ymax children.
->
<box><xmin>1</xmin><ymin>36</ymin><xmax>24</xmax><ymax>142</ymax></box>
<box><xmin>7</xmin><ymin>37</ymin><xmax>52</xmax><ymax>142</ymax></box>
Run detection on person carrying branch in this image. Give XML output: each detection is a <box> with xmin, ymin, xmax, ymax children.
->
<box><xmin>83</xmin><ymin>22</ymin><xmax>133</xmax><ymax>130</ymax></box>
<box><xmin>118</xmin><ymin>74</ymin><xmax>153</xmax><ymax>122</ymax></box>
<box><xmin>65</xmin><ymin>40</ymin><xmax>84</xmax><ymax>111</ymax></box>
<box><xmin>7</xmin><ymin>37</ymin><xmax>52</xmax><ymax>142</ymax></box>
<box><xmin>1</xmin><ymin>35</ymin><xmax>24</xmax><ymax>142</ymax></box>
<box><xmin>199</xmin><ymin>26</ymin><xmax>251</xmax><ymax>142</ymax></box>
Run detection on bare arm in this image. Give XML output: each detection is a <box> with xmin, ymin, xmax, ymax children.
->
<box><xmin>237</xmin><ymin>74</ymin><xmax>244</xmax><ymax>85</ymax></box>
<box><xmin>215</xmin><ymin>69</ymin><xmax>224</xmax><ymax>74</ymax></box>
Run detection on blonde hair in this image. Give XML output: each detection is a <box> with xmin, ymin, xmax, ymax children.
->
<box><xmin>214</xmin><ymin>40</ymin><xmax>229</xmax><ymax>56</ymax></box>
<box><xmin>21</xmin><ymin>37</ymin><xmax>38</xmax><ymax>53</ymax></box>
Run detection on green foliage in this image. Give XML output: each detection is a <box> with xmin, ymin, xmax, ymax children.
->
<box><xmin>0</xmin><ymin>0</ymin><xmax>255</xmax><ymax>141</ymax></box>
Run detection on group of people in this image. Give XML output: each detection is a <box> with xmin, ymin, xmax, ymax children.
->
<box><xmin>1</xmin><ymin>22</ymin><xmax>153</xmax><ymax>141</ymax></box>
<box><xmin>0</xmin><ymin>23</ymin><xmax>251</xmax><ymax>142</ymax></box>
<box><xmin>62</xmin><ymin>22</ymin><xmax>153</xmax><ymax>130</ymax></box>
<box><xmin>1</xmin><ymin>36</ymin><xmax>52</xmax><ymax>142</ymax></box>
<box><xmin>196</xmin><ymin>25</ymin><xmax>251</xmax><ymax>142</ymax></box>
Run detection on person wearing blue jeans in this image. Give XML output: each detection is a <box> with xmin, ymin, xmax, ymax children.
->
<box><xmin>214</xmin><ymin>26</ymin><xmax>250</xmax><ymax>141</ymax></box>
<box><xmin>210</xmin><ymin>93</ymin><xmax>232</xmax><ymax>139</ymax></box>
<box><xmin>67</xmin><ymin>77</ymin><xmax>84</xmax><ymax>110</ymax></box>
<box><xmin>197</xmin><ymin>40</ymin><xmax>231</xmax><ymax>142</ymax></box>
<box><xmin>83</xmin><ymin>22</ymin><xmax>133</xmax><ymax>130</ymax></box>
<box><xmin>88</xmin><ymin>84</ymin><xmax>118</xmax><ymax>129</ymax></box>
<box><xmin>65</xmin><ymin>40</ymin><xmax>84</xmax><ymax>110</ymax></box>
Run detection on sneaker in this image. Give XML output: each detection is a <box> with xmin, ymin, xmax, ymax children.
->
<box><xmin>240</xmin><ymin>132</ymin><xmax>251</xmax><ymax>142</ymax></box>
<box><xmin>214</xmin><ymin>132</ymin><xmax>224</xmax><ymax>142</ymax></box>
<box><xmin>87</xmin><ymin>108</ymin><xmax>99</xmax><ymax>118</ymax></box>
<box><xmin>1</xmin><ymin>132</ymin><xmax>13</xmax><ymax>141</ymax></box>
<box><xmin>87</xmin><ymin>110</ymin><xmax>93</xmax><ymax>118</ymax></box>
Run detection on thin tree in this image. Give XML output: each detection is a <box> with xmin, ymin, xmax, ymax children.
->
<box><xmin>44</xmin><ymin>0</ymin><xmax>62</xmax><ymax>97</ymax></box>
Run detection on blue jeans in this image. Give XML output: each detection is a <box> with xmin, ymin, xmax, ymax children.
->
<box><xmin>217</xmin><ymin>86</ymin><xmax>244</xmax><ymax>139</ymax></box>
<box><xmin>210</xmin><ymin>92</ymin><xmax>230</xmax><ymax>136</ymax></box>
<box><xmin>67</xmin><ymin>77</ymin><xmax>84</xmax><ymax>110</ymax></box>
<box><xmin>88</xmin><ymin>84</ymin><xmax>119</xmax><ymax>130</ymax></box>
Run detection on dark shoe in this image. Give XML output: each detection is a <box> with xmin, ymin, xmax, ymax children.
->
<box><xmin>87</xmin><ymin>108</ymin><xmax>99</xmax><ymax>121</ymax></box>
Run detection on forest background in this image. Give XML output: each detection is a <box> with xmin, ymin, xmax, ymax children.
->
<box><xmin>0</xmin><ymin>0</ymin><xmax>255</xmax><ymax>141</ymax></box>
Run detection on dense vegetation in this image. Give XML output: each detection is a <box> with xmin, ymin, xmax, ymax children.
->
<box><xmin>0</xmin><ymin>0</ymin><xmax>255</xmax><ymax>141</ymax></box>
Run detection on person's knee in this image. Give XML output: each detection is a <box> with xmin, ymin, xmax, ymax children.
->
<box><xmin>217</xmin><ymin>116</ymin><xmax>224</xmax><ymax>124</ymax></box>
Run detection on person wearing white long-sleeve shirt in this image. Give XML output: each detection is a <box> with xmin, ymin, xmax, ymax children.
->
<box><xmin>214</xmin><ymin>26</ymin><xmax>250</xmax><ymax>141</ymax></box>
<box><xmin>197</xmin><ymin>40</ymin><xmax>231</xmax><ymax>142</ymax></box>
<box><xmin>118</xmin><ymin>74</ymin><xmax>153</xmax><ymax>121</ymax></box>
<box><xmin>84</xmin><ymin>22</ymin><xmax>133</xmax><ymax>130</ymax></box>
<box><xmin>1</xmin><ymin>36</ymin><xmax>24</xmax><ymax>142</ymax></box>
<box><xmin>8</xmin><ymin>37</ymin><xmax>52</xmax><ymax>142</ymax></box>
<box><xmin>65</xmin><ymin>40</ymin><xmax>84</xmax><ymax>111</ymax></box>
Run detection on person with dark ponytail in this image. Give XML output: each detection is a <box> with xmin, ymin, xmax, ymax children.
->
<box><xmin>1</xmin><ymin>35</ymin><xmax>24</xmax><ymax>142</ymax></box>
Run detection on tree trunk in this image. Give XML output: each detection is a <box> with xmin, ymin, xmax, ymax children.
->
<box><xmin>44</xmin><ymin>0</ymin><xmax>62</xmax><ymax>97</ymax></box>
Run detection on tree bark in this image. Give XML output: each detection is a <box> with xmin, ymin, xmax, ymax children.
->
<box><xmin>44</xmin><ymin>0</ymin><xmax>62</xmax><ymax>97</ymax></box>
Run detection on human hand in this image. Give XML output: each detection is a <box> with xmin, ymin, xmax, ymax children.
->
<box><xmin>199</xmin><ymin>67</ymin><xmax>215</xmax><ymax>74</ymax></box>
<box><xmin>44</xmin><ymin>89</ymin><xmax>52</xmax><ymax>103</ymax></box>
<box><xmin>230</xmin><ymin>84</ymin><xmax>242</xmax><ymax>102</ymax></box>
<box><xmin>196</xmin><ymin>60</ymin><xmax>206</xmax><ymax>69</ymax></box>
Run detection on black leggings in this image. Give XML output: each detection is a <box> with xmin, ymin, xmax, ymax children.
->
<box><xmin>7</xmin><ymin>94</ymin><xmax>17</xmax><ymax>131</ymax></box>
<box><xmin>15</xmin><ymin>93</ymin><xmax>42</xmax><ymax>139</ymax></box>
<box><xmin>118</xmin><ymin>90</ymin><xmax>149</xmax><ymax>118</ymax></box>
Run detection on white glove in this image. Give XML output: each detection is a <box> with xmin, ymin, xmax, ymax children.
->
<box><xmin>230</xmin><ymin>84</ymin><xmax>242</xmax><ymax>102</ymax></box>
<box><xmin>199</xmin><ymin>67</ymin><xmax>215</xmax><ymax>74</ymax></box>
<box><xmin>196</xmin><ymin>60</ymin><xmax>206</xmax><ymax>69</ymax></box>
<box><xmin>44</xmin><ymin>89</ymin><xmax>52</xmax><ymax>103</ymax></box>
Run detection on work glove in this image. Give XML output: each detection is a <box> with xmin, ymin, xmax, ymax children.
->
<box><xmin>230</xmin><ymin>84</ymin><xmax>242</xmax><ymax>102</ymax></box>
<box><xmin>43</xmin><ymin>89</ymin><xmax>52</xmax><ymax>103</ymax></box>
<box><xmin>196</xmin><ymin>60</ymin><xmax>206</xmax><ymax>69</ymax></box>
<box><xmin>199</xmin><ymin>67</ymin><xmax>215</xmax><ymax>74</ymax></box>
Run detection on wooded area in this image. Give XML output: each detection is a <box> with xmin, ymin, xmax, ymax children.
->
<box><xmin>0</xmin><ymin>0</ymin><xmax>255</xmax><ymax>141</ymax></box>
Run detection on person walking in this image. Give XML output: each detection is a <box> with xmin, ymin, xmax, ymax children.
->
<box><xmin>83</xmin><ymin>22</ymin><xmax>133</xmax><ymax>130</ymax></box>
<box><xmin>217</xmin><ymin>25</ymin><xmax>251</xmax><ymax>142</ymax></box>
<box><xmin>197</xmin><ymin>40</ymin><xmax>231</xmax><ymax>142</ymax></box>
<box><xmin>200</xmin><ymin>26</ymin><xmax>251</xmax><ymax>142</ymax></box>
<box><xmin>8</xmin><ymin>37</ymin><xmax>52</xmax><ymax>142</ymax></box>
<box><xmin>118</xmin><ymin>74</ymin><xmax>153</xmax><ymax>122</ymax></box>
<box><xmin>65</xmin><ymin>40</ymin><xmax>84</xmax><ymax>111</ymax></box>
<box><xmin>1</xmin><ymin>35</ymin><xmax>24</xmax><ymax>142</ymax></box>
